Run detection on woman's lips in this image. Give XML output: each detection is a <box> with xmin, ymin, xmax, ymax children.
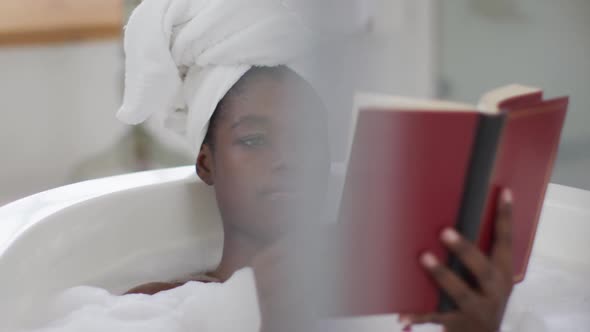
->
<box><xmin>259</xmin><ymin>185</ymin><xmax>302</xmax><ymax>201</ymax></box>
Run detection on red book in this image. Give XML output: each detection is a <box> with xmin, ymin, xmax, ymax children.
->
<box><xmin>329</xmin><ymin>85</ymin><xmax>568</xmax><ymax>315</ymax></box>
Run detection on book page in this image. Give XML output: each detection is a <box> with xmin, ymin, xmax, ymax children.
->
<box><xmin>354</xmin><ymin>93</ymin><xmax>474</xmax><ymax>112</ymax></box>
<box><xmin>477</xmin><ymin>84</ymin><xmax>541</xmax><ymax>114</ymax></box>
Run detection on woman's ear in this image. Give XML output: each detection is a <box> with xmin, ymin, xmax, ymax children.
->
<box><xmin>196</xmin><ymin>145</ymin><xmax>215</xmax><ymax>185</ymax></box>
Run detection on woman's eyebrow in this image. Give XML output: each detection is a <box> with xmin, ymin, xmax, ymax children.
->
<box><xmin>231</xmin><ymin>115</ymin><xmax>269</xmax><ymax>129</ymax></box>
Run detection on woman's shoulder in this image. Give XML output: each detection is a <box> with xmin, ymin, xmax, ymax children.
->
<box><xmin>124</xmin><ymin>274</ymin><xmax>221</xmax><ymax>295</ymax></box>
<box><xmin>125</xmin><ymin>281</ymin><xmax>186</xmax><ymax>295</ymax></box>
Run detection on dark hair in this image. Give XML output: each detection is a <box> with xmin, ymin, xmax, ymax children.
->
<box><xmin>202</xmin><ymin>65</ymin><xmax>296</xmax><ymax>150</ymax></box>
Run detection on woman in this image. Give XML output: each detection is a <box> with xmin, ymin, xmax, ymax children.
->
<box><xmin>119</xmin><ymin>1</ymin><xmax>514</xmax><ymax>331</ymax></box>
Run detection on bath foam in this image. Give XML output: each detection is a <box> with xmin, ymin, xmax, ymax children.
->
<box><xmin>4</xmin><ymin>268</ymin><xmax>260</xmax><ymax>332</ymax></box>
<box><xmin>0</xmin><ymin>236</ymin><xmax>225</xmax><ymax>327</ymax></box>
<box><xmin>3</xmin><ymin>253</ymin><xmax>589</xmax><ymax>332</ymax></box>
<box><xmin>501</xmin><ymin>255</ymin><xmax>590</xmax><ymax>332</ymax></box>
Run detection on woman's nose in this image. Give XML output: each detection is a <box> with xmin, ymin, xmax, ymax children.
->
<box><xmin>270</xmin><ymin>147</ymin><xmax>293</xmax><ymax>173</ymax></box>
<box><xmin>270</xmin><ymin>135</ymin><xmax>301</xmax><ymax>174</ymax></box>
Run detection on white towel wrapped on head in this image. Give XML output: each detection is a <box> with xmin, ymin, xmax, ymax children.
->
<box><xmin>117</xmin><ymin>0</ymin><xmax>314</xmax><ymax>157</ymax></box>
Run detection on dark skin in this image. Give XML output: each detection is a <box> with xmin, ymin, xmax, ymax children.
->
<box><xmin>400</xmin><ymin>189</ymin><xmax>515</xmax><ymax>332</ymax></box>
<box><xmin>127</xmin><ymin>67</ymin><xmax>514</xmax><ymax>332</ymax></box>
<box><xmin>196</xmin><ymin>68</ymin><xmax>331</xmax><ymax>285</ymax></box>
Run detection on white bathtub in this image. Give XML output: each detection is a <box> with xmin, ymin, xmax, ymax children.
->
<box><xmin>0</xmin><ymin>166</ymin><xmax>589</xmax><ymax>330</ymax></box>
<box><xmin>0</xmin><ymin>167</ymin><xmax>225</xmax><ymax>319</ymax></box>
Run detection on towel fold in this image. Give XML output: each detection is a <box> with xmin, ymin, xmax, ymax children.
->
<box><xmin>117</xmin><ymin>0</ymin><xmax>313</xmax><ymax>156</ymax></box>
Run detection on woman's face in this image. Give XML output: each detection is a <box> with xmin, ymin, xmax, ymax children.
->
<box><xmin>197</xmin><ymin>72</ymin><xmax>331</xmax><ymax>243</ymax></box>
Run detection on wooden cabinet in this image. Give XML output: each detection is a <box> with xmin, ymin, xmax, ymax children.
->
<box><xmin>0</xmin><ymin>0</ymin><xmax>122</xmax><ymax>45</ymax></box>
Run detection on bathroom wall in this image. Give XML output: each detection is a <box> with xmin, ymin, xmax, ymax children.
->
<box><xmin>312</xmin><ymin>0</ymin><xmax>437</xmax><ymax>161</ymax></box>
<box><xmin>0</xmin><ymin>0</ymin><xmax>438</xmax><ymax>206</ymax></box>
<box><xmin>438</xmin><ymin>0</ymin><xmax>590</xmax><ymax>189</ymax></box>
<box><xmin>0</xmin><ymin>41</ymin><xmax>125</xmax><ymax>205</ymax></box>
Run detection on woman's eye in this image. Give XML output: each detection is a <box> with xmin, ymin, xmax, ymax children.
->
<box><xmin>238</xmin><ymin>134</ymin><xmax>268</xmax><ymax>148</ymax></box>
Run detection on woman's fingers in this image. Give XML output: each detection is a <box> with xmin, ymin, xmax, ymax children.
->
<box><xmin>491</xmin><ymin>189</ymin><xmax>514</xmax><ymax>277</ymax></box>
<box><xmin>440</xmin><ymin>228</ymin><xmax>498</xmax><ymax>295</ymax></box>
<box><xmin>408</xmin><ymin>189</ymin><xmax>515</xmax><ymax>332</ymax></box>
<box><xmin>439</xmin><ymin>188</ymin><xmax>514</xmax><ymax>296</ymax></box>
<box><xmin>420</xmin><ymin>252</ymin><xmax>482</xmax><ymax>313</ymax></box>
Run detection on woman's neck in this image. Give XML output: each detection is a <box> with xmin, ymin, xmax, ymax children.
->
<box><xmin>210</xmin><ymin>226</ymin><xmax>266</xmax><ymax>282</ymax></box>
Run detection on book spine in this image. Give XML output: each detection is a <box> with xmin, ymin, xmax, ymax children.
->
<box><xmin>438</xmin><ymin>114</ymin><xmax>506</xmax><ymax>312</ymax></box>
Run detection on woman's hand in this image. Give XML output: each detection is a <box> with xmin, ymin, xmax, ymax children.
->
<box><xmin>401</xmin><ymin>188</ymin><xmax>515</xmax><ymax>332</ymax></box>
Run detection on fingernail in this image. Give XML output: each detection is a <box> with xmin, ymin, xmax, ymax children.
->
<box><xmin>399</xmin><ymin>316</ymin><xmax>412</xmax><ymax>329</ymax></box>
<box><xmin>441</xmin><ymin>228</ymin><xmax>460</xmax><ymax>244</ymax></box>
<box><xmin>421</xmin><ymin>252</ymin><xmax>438</xmax><ymax>268</ymax></box>
<box><xmin>501</xmin><ymin>189</ymin><xmax>513</xmax><ymax>204</ymax></box>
